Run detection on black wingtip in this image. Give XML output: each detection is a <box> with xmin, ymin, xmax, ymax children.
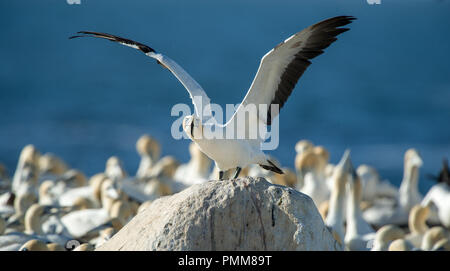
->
<box><xmin>427</xmin><ymin>157</ymin><xmax>450</xmax><ymax>185</ymax></box>
<box><xmin>259</xmin><ymin>160</ymin><xmax>284</xmax><ymax>175</ymax></box>
<box><xmin>314</xmin><ymin>15</ymin><xmax>357</xmax><ymax>30</ymax></box>
<box><xmin>69</xmin><ymin>31</ymin><xmax>92</xmax><ymax>40</ymax></box>
<box><xmin>340</xmin><ymin>15</ymin><xmax>357</xmax><ymax>22</ymax></box>
<box><xmin>68</xmin><ymin>30</ymin><xmax>156</xmax><ymax>54</ymax></box>
<box><xmin>68</xmin><ymin>35</ymin><xmax>81</xmax><ymax>40</ymax></box>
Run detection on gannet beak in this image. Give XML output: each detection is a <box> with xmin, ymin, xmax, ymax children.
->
<box><xmin>337</xmin><ymin>149</ymin><xmax>351</xmax><ymax>172</ymax></box>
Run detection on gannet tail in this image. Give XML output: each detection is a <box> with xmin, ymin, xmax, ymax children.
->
<box><xmin>259</xmin><ymin>160</ymin><xmax>284</xmax><ymax>175</ymax></box>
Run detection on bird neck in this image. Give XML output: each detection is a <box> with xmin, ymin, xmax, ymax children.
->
<box><xmin>326</xmin><ymin>188</ymin><xmax>346</xmax><ymax>240</ymax></box>
<box><xmin>136</xmin><ymin>155</ymin><xmax>153</xmax><ymax>178</ymax></box>
<box><xmin>24</xmin><ymin>208</ymin><xmax>43</xmax><ymax>235</ymax></box>
<box><xmin>409</xmin><ymin>207</ymin><xmax>429</xmax><ymax>235</ymax></box>
<box><xmin>401</xmin><ymin>164</ymin><xmax>419</xmax><ymax>189</ymax></box>
<box><xmin>345</xmin><ymin>189</ymin><xmax>360</xmax><ymax>239</ymax></box>
<box><xmin>399</xmin><ymin>164</ymin><xmax>421</xmax><ymax>210</ymax></box>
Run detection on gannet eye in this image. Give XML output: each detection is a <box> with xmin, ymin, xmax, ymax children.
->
<box><xmin>190</xmin><ymin>119</ymin><xmax>194</xmax><ymax>138</ymax></box>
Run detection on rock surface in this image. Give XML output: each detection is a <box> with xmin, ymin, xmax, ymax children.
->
<box><xmin>97</xmin><ymin>177</ymin><xmax>341</xmax><ymax>251</ymax></box>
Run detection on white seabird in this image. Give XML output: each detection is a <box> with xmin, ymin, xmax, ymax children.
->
<box><xmin>326</xmin><ymin>149</ymin><xmax>352</xmax><ymax>246</ymax></box>
<box><xmin>174</xmin><ymin>142</ymin><xmax>212</xmax><ymax>186</ymax></box>
<box><xmin>297</xmin><ymin>146</ymin><xmax>330</xmax><ymax>207</ymax></box>
<box><xmin>363</xmin><ymin>148</ymin><xmax>424</xmax><ymax>226</ymax></box>
<box><xmin>70</xmin><ymin>16</ymin><xmax>355</xmax><ymax>180</ymax></box>
<box><xmin>422</xmin><ymin>158</ymin><xmax>450</xmax><ymax>227</ymax></box>
<box><xmin>344</xmin><ymin>160</ymin><xmax>376</xmax><ymax>251</ymax></box>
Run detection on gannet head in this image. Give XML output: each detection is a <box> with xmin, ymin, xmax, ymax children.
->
<box><xmin>24</xmin><ymin>203</ymin><xmax>59</xmax><ymax>235</ymax></box>
<box><xmin>100</xmin><ymin>227</ymin><xmax>116</xmax><ymax>240</ymax></box>
<box><xmin>314</xmin><ymin>146</ymin><xmax>330</xmax><ymax>171</ymax></box>
<box><xmin>144</xmin><ymin>177</ymin><xmax>172</xmax><ymax>197</ymax></box>
<box><xmin>102</xmin><ymin>178</ymin><xmax>121</xmax><ymax>201</ymax></box>
<box><xmin>38</xmin><ymin>180</ymin><xmax>55</xmax><ymax>205</ymax></box>
<box><xmin>421</xmin><ymin>226</ymin><xmax>448</xmax><ymax>251</ymax></box>
<box><xmin>61</xmin><ymin>169</ymin><xmax>87</xmax><ymax>187</ymax></box>
<box><xmin>89</xmin><ymin>173</ymin><xmax>108</xmax><ymax>203</ymax></box>
<box><xmin>295</xmin><ymin>151</ymin><xmax>316</xmax><ymax>173</ymax></box>
<box><xmin>39</xmin><ymin>153</ymin><xmax>68</xmax><ymax>175</ymax></box>
<box><xmin>100</xmin><ymin>178</ymin><xmax>123</xmax><ymax>212</ymax></box>
<box><xmin>372</xmin><ymin>225</ymin><xmax>405</xmax><ymax>251</ymax></box>
<box><xmin>400</xmin><ymin>149</ymin><xmax>423</xmax><ymax>208</ymax></box>
<box><xmin>183</xmin><ymin>115</ymin><xmax>203</xmax><ymax>140</ymax></box>
<box><xmin>15</xmin><ymin>145</ymin><xmax>40</xmax><ymax>190</ymax></box>
<box><xmin>19</xmin><ymin>144</ymin><xmax>40</xmax><ymax>165</ymax></box>
<box><xmin>19</xmin><ymin>239</ymin><xmax>49</xmax><ymax>251</ymax></box>
<box><xmin>331</xmin><ymin>149</ymin><xmax>352</xmax><ymax>194</ymax></box>
<box><xmin>405</xmin><ymin>148</ymin><xmax>423</xmax><ymax>169</ymax></box>
<box><xmin>109</xmin><ymin>200</ymin><xmax>134</xmax><ymax>226</ymax></box>
<box><xmin>296</xmin><ymin>146</ymin><xmax>329</xmax><ymax>175</ymax></box>
<box><xmin>73</xmin><ymin>243</ymin><xmax>95</xmax><ymax>251</ymax></box>
<box><xmin>105</xmin><ymin>156</ymin><xmax>127</xmax><ymax>180</ymax></box>
<box><xmin>46</xmin><ymin>243</ymin><xmax>65</xmax><ymax>251</ymax></box>
<box><xmin>136</xmin><ymin>134</ymin><xmax>161</xmax><ymax>161</ymax></box>
<box><xmin>356</xmin><ymin>164</ymin><xmax>380</xmax><ymax>201</ymax></box>
<box><xmin>150</xmin><ymin>156</ymin><xmax>180</xmax><ymax>178</ymax></box>
<box><xmin>295</xmin><ymin>139</ymin><xmax>314</xmax><ymax>154</ymax></box>
<box><xmin>432</xmin><ymin>238</ymin><xmax>450</xmax><ymax>251</ymax></box>
<box><xmin>95</xmin><ymin>227</ymin><xmax>117</xmax><ymax>247</ymax></box>
<box><xmin>72</xmin><ymin>196</ymin><xmax>95</xmax><ymax>210</ymax></box>
<box><xmin>388</xmin><ymin>239</ymin><xmax>414</xmax><ymax>251</ymax></box>
<box><xmin>357</xmin><ymin>165</ymin><xmax>380</xmax><ymax>184</ymax></box>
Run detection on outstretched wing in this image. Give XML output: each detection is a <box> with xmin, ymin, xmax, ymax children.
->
<box><xmin>69</xmin><ymin>31</ymin><xmax>212</xmax><ymax>118</ymax></box>
<box><xmin>227</xmin><ymin>16</ymin><xmax>355</xmax><ymax>129</ymax></box>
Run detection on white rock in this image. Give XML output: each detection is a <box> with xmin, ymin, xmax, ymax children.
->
<box><xmin>97</xmin><ymin>177</ymin><xmax>340</xmax><ymax>251</ymax></box>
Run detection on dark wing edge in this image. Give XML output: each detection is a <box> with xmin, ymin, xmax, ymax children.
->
<box><xmin>69</xmin><ymin>31</ymin><xmax>156</xmax><ymax>54</ymax></box>
<box><xmin>267</xmin><ymin>15</ymin><xmax>356</xmax><ymax>125</ymax></box>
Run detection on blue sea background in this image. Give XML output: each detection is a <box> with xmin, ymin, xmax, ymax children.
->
<box><xmin>0</xmin><ymin>0</ymin><xmax>449</xmax><ymax>194</ymax></box>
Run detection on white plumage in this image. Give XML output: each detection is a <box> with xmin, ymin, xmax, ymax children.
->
<box><xmin>344</xmin><ymin>157</ymin><xmax>375</xmax><ymax>251</ymax></box>
<box><xmin>325</xmin><ymin>150</ymin><xmax>351</xmax><ymax>245</ymax></box>
<box><xmin>363</xmin><ymin>149</ymin><xmax>424</xmax><ymax>227</ymax></box>
<box><xmin>70</xmin><ymin>16</ymin><xmax>355</xmax><ymax>180</ymax></box>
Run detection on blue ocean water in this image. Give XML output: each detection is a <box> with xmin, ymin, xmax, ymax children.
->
<box><xmin>0</xmin><ymin>0</ymin><xmax>449</xmax><ymax>194</ymax></box>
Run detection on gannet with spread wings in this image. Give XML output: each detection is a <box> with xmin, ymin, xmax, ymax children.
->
<box><xmin>70</xmin><ymin>16</ymin><xmax>355</xmax><ymax>180</ymax></box>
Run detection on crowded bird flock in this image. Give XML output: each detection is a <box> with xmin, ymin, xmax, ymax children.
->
<box><xmin>0</xmin><ymin>136</ymin><xmax>449</xmax><ymax>251</ymax></box>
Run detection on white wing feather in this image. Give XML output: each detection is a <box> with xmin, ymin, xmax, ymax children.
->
<box><xmin>70</xmin><ymin>31</ymin><xmax>212</xmax><ymax>118</ymax></box>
